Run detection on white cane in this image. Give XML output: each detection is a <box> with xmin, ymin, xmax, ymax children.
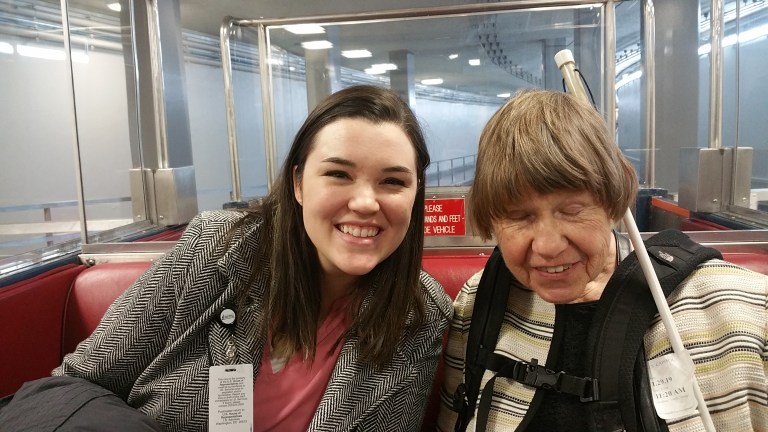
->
<box><xmin>554</xmin><ymin>49</ymin><xmax>717</xmax><ymax>432</ymax></box>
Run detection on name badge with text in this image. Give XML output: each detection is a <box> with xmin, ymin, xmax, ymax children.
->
<box><xmin>209</xmin><ymin>364</ymin><xmax>253</xmax><ymax>432</ymax></box>
<box><xmin>647</xmin><ymin>353</ymin><xmax>698</xmax><ymax>420</ymax></box>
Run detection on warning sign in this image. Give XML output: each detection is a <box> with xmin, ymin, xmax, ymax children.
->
<box><xmin>424</xmin><ymin>198</ymin><xmax>465</xmax><ymax>236</ymax></box>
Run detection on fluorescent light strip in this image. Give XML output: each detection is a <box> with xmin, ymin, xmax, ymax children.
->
<box><xmin>468</xmin><ymin>58</ymin><xmax>480</xmax><ymax>66</ymax></box>
<box><xmin>341</xmin><ymin>49</ymin><xmax>372</xmax><ymax>59</ymax></box>
<box><xmin>370</xmin><ymin>63</ymin><xmax>397</xmax><ymax>71</ymax></box>
<box><xmin>284</xmin><ymin>24</ymin><xmax>325</xmax><ymax>35</ymax></box>
<box><xmin>301</xmin><ymin>40</ymin><xmax>333</xmax><ymax>50</ymax></box>
<box><xmin>421</xmin><ymin>78</ymin><xmax>443</xmax><ymax>85</ymax></box>
<box><xmin>0</xmin><ymin>42</ymin><xmax>13</xmax><ymax>54</ymax></box>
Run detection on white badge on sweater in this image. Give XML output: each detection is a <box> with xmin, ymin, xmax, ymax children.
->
<box><xmin>647</xmin><ymin>353</ymin><xmax>698</xmax><ymax>419</ymax></box>
<box><xmin>209</xmin><ymin>364</ymin><xmax>254</xmax><ymax>431</ymax></box>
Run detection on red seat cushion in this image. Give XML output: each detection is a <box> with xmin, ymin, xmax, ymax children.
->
<box><xmin>61</xmin><ymin>262</ymin><xmax>152</xmax><ymax>357</ymax></box>
<box><xmin>421</xmin><ymin>253</ymin><xmax>490</xmax><ymax>432</ymax></box>
<box><xmin>0</xmin><ymin>264</ymin><xmax>86</xmax><ymax>398</ymax></box>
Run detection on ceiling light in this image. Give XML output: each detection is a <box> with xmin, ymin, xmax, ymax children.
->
<box><xmin>370</xmin><ymin>63</ymin><xmax>397</xmax><ymax>71</ymax></box>
<box><xmin>284</xmin><ymin>24</ymin><xmax>325</xmax><ymax>35</ymax></box>
<box><xmin>341</xmin><ymin>49</ymin><xmax>372</xmax><ymax>59</ymax></box>
<box><xmin>448</xmin><ymin>53</ymin><xmax>459</xmax><ymax>60</ymax></box>
<box><xmin>301</xmin><ymin>40</ymin><xmax>333</xmax><ymax>50</ymax></box>
<box><xmin>468</xmin><ymin>58</ymin><xmax>481</xmax><ymax>66</ymax></box>
<box><xmin>365</xmin><ymin>67</ymin><xmax>387</xmax><ymax>75</ymax></box>
<box><xmin>421</xmin><ymin>78</ymin><xmax>443</xmax><ymax>85</ymax></box>
<box><xmin>0</xmin><ymin>42</ymin><xmax>13</xmax><ymax>54</ymax></box>
<box><xmin>107</xmin><ymin>2</ymin><xmax>121</xmax><ymax>12</ymax></box>
<box><xmin>497</xmin><ymin>92</ymin><xmax>511</xmax><ymax>98</ymax></box>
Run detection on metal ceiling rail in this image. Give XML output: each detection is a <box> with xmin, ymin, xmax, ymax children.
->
<box><xmin>227</xmin><ymin>1</ymin><xmax>612</xmax><ymax>28</ymax></box>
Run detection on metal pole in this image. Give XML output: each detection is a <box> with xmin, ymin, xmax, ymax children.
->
<box><xmin>605</xmin><ymin>0</ymin><xmax>617</xmax><ymax>140</ymax></box>
<box><xmin>220</xmin><ymin>17</ymin><xmax>242</xmax><ymax>202</ymax></box>
<box><xmin>231</xmin><ymin>0</ymin><xmax>612</xmax><ymax>28</ymax></box>
<box><xmin>147</xmin><ymin>0</ymin><xmax>168</xmax><ymax>169</ymax></box>
<box><xmin>643</xmin><ymin>0</ymin><xmax>656</xmax><ymax>187</ymax></box>
<box><xmin>708</xmin><ymin>0</ymin><xmax>724</xmax><ymax>149</ymax></box>
<box><xmin>257</xmin><ymin>24</ymin><xmax>278</xmax><ymax>189</ymax></box>
<box><xmin>60</xmin><ymin>0</ymin><xmax>88</xmax><ymax>245</ymax></box>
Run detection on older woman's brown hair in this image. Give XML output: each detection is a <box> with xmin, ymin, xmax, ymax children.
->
<box><xmin>469</xmin><ymin>89</ymin><xmax>638</xmax><ymax>240</ymax></box>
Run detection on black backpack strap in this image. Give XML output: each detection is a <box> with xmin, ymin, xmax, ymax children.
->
<box><xmin>586</xmin><ymin>229</ymin><xmax>722</xmax><ymax>432</ymax></box>
<box><xmin>452</xmin><ymin>247</ymin><xmax>511</xmax><ymax>432</ymax></box>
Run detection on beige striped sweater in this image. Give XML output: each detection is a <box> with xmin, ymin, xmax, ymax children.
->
<box><xmin>437</xmin><ymin>259</ymin><xmax>768</xmax><ymax>431</ymax></box>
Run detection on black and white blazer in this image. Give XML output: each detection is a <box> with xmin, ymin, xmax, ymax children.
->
<box><xmin>55</xmin><ymin>210</ymin><xmax>453</xmax><ymax>431</ymax></box>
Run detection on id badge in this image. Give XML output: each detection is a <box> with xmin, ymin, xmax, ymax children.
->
<box><xmin>209</xmin><ymin>364</ymin><xmax>254</xmax><ymax>431</ymax></box>
<box><xmin>647</xmin><ymin>353</ymin><xmax>698</xmax><ymax>420</ymax></box>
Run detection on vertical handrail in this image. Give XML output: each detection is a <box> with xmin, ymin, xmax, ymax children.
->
<box><xmin>220</xmin><ymin>17</ymin><xmax>242</xmax><ymax>203</ymax></box>
<box><xmin>643</xmin><ymin>0</ymin><xmax>656</xmax><ymax>186</ymax></box>
<box><xmin>257</xmin><ymin>24</ymin><xmax>278</xmax><ymax>189</ymax></box>
<box><xmin>708</xmin><ymin>0</ymin><xmax>724</xmax><ymax>150</ymax></box>
<box><xmin>147</xmin><ymin>0</ymin><xmax>168</xmax><ymax>169</ymax></box>
<box><xmin>60</xmin><ymin>0</ymin><xmax>88</xmax><ymax>245</ymax></box>
<box><xmin>604</xmin><ymin>0</ymin><xmax>617</xmax><ymax>139</ymax></box>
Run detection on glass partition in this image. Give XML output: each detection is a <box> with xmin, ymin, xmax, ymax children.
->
<box><xmin>0</xmin><ymin>0</ymin><xmax>151</xmax><ymax>277</ymax></box>
<box><xmin>611</xmin><ymin>0</ymin><xmax>768</xmax><ymax>230</ymax></box>
<box><xmin>4</xmin><ymin>0</ymin><xmax>768</xmax><ymax>279</ymax></box>
<box><xmin>219</xmin><ymin>5</ymin><xmax>604</xmax><ymax>192</ymax></box>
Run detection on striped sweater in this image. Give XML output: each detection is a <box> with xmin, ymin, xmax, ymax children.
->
<box><xmin>54</xmin><ymin>210</ymin><xmax>453</xmax><ymax>432</ymax></box>
<box><xmin>437</xmin><ymin>259</ymin><xmax>768</xmax><ymax>431</ymax></box>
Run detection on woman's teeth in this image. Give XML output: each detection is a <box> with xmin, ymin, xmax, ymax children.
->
<box><xmin>339</xmin><ymin>225</ymin><xmax>379</xmax><ymax>237</ymax></box>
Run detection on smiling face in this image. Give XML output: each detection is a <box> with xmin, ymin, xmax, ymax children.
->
<box><xmin>492</xmin><ymin>190</ymin><xmax>617</xmax><ymax>304</ymax></box>
<box><xmin>293</xmin><ymin>118</ymin><xmax>418</xmax><ymax>288</ymax></box>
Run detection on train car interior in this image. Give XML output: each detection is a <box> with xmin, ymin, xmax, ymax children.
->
<box><xmin>2</xmin><ymin>0</ymin><xmax>768</xmax><ymax>430</ymax></box>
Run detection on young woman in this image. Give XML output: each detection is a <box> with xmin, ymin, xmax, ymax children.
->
<box><xmin>54</xmin><ymin>85</ymin><xmax>453</xmax><ymax>431</ymax></box>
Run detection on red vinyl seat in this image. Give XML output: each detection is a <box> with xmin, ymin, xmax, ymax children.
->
<box><xmin>1</xmin><ymin>248</ymin><xmax>766</xmax><ymax>431</ymax></box>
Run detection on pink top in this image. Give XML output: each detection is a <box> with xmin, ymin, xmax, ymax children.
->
<box><xmin>252</xmin><ymin>300</ymin><xmax>350</xmax><ymax>432</ymax></box>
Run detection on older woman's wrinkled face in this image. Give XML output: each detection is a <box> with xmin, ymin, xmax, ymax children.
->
<box><xmin>491</xmin><ymin>190</ymin><xmax>617</xmax><ymax>304</ymax></box>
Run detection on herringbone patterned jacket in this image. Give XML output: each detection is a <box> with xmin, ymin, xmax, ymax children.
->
<box><xmin>55</xmin><ymin>210</ymin><xmax>453</xmax><ymax>431</ymax></box>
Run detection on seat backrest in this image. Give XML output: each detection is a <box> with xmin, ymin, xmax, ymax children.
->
<box><xmin>722</xmin><ymin>251</ymin><xmax>768</xmax><ymax>275</ymax></box>
<box><xmin>0</xmin><ymin>264</ymin><xmax>86</xmax><ymax>398</ymax></box>
<box><xmin>61</xmin><ymin>261</ymin><xmax>152</xmax><ymax>357</ymax></box>
<box><xmin>420</xmin><ymin>253</ymin><xmax>490</xmax><ymax>432</ymax></box>
<box><xmin>48</xmin><ymin>249</ymin><xmax>768</xmax><ymax>432</ymax></box>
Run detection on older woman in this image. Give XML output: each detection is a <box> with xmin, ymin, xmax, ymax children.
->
<box><xmin>437</xmin><ymin>89</ymin><xmax>767</xmax><ymax>431</ymax></box>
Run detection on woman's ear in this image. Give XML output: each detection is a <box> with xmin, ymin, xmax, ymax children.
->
<box><xmin>293</xmin><ymin>166</ymin><xmax>303</xmax><ymax>206</ymax></box>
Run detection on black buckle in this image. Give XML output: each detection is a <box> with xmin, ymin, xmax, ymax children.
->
<box><xmin>511</xmin><ymin>358</ymin><xmax>601</xmax><ymax>402</ymax></box>
<box><xmin>514</xmin><ymin>358</ymin><xmax>563</xmax><ymax>390</ymax></box>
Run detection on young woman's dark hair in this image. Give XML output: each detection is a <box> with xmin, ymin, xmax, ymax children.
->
<box><xmin>235</xmin><ymin>85</ymin><xmax>430</xmax><ymax>366</ymax></box>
